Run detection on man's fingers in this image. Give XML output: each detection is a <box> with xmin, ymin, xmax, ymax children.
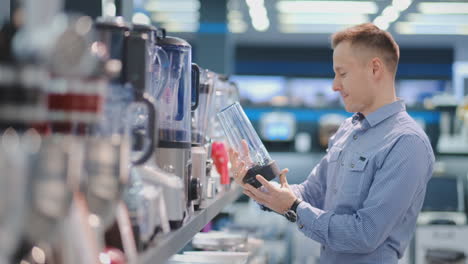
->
<box><xmin>238</xmin><ymin>164</ymin><xmax>247</xmax><ymax>179</ymax></box>
<box><xmin>256</xmin><ymin>175</ymin><xmax>274</xmax><ymax>191</ymax></box>
<box><xmin>231</xmin><ymin>151</ymin><xmax>239</xmax><ymax>167</ymax></box>
<box><xmin>245</xmin><ymin>183</ymin><xmax>270</xmax><ymax>201</ymax></box>
<box><xmin>234</xmin><ymin>161</ymin><xmax>253</xmax><ymax>189</ymax></box>
<box><xmin>279</xmin><ymin>168</ymin><xmax>289</xmax><ymax>187</ymax></box>
<box><xmin>241</xmin><ymin>140</ymin><xmax>253</xmax><ymax>164</ymax></box>
<box><xmin>228</xmin><ymin>148</ymin><xmax>235</xmax><ymax>163</ymax></box>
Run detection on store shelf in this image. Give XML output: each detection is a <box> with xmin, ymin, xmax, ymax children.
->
<box><xmin>139</xmin><ymin>186</ymin><xmax>243</xmax><ymax>264</ymax></box>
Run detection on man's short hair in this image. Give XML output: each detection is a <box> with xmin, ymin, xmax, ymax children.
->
<box><xmin>331</xmin><ymin>23</ymin><xmax>400</xmax><ymax>74</ymax></box>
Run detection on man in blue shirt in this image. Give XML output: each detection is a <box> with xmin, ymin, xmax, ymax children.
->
<box><xmin>230</xmin><ymin>23</ymin><xmax>435</xmax><ymax>263</ymax></box>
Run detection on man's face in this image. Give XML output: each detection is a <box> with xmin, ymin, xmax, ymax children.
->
<box><xmin>332</xmin><ymin>41</ymin><xmax>375</xmax><ymax>114</ymax></box>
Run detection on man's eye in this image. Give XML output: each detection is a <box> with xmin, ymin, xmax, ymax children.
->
<box><xmin>340</xmin><ymin>73</ymin><xmax>347</xmax><ymax>77</ymax></box>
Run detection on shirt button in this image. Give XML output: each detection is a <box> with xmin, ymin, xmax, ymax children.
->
<box><xmin>341</xmin><ymin>162</ymin><xmax>344</xmax><ymax>166</ymax></box>
<box><xmin>333</xmin><ymin>188</ymin><xmax>338</xmax><ymax>194</ymax></box>
<box><xmin>353</xmin><ymin>135</ymin><xmax>358</xmax><ymax>140</ymax></box>
<box><xmin>351</xmin><ymin>163</ymin><xmax>355</xmax><ymax>168</ymax></box>
<box><xmin>299</xmin><ymin>224</ymin><xmax>304</xmax><ymax>229</ymax></box>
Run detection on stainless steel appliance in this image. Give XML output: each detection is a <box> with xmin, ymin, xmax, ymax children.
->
<box><xmin>155</xmin><ymin>36</ymin><xmax>198</xmax><ymax>227</ymax></box>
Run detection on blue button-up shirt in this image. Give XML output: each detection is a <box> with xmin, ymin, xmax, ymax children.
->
<box><xmin>291</xmin><ymin>100</ymin><xmax>435</xmax><ymax>264</ymax></box>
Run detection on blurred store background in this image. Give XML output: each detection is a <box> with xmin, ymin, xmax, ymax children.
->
<box><xmin>1</xmin><ymin>0</ymin><xmax>468</xmax><ymax>263</ymax></box>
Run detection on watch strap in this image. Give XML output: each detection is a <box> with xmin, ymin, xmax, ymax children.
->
<box><xmin>290</xmin><ymin>198</ymin><xmax>302</xmax><ymax>213</ymax></box>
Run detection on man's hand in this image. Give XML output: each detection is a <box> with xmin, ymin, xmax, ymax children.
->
<box><xmin>243</xmin><ymin>169</ymin><xmax>297</xmax><ymax>214</ymax></box>
<box><xmin>228</xmin><ymin>140</ymin><xmax>251</xmax><ymax>187</ymax></box>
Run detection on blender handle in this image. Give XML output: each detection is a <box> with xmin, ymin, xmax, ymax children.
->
<box><xmin>131</xmin><ymin>95</ymin><xmax>157</xmax><ymax>165</ymax></box>
<box><xmin>191</xmin><ymin>63</ymin><xmax>200</xmax><ymax>111</ymax></box>
<box><xmin>157</xmin><ymin>28</ymin><xmax>166</xmax><ymax>39</ymax></box>
<box><xmin>153</xmin><ymin>45</ymin><xmax>169</xmax><ymax>99</ymax></box>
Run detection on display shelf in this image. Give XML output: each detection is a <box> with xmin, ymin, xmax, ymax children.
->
<box><xmin>139</xmin><ymin>186</ymin><xmax>243</xmax><ymax>264</ymax></box>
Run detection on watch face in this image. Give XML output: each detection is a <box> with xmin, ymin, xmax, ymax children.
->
<box><xmin>284</xmin><ymin>210</ymin><xmax>297</xmax><ymax>223</ymax></box>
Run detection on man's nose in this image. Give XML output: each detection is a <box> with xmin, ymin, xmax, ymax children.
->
<box><xmin>332</xmin><ymin>79</ymin><xmax>341</xmax><ymax>92</ymax></box>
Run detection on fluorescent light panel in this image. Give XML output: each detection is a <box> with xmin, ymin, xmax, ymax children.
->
<box><xmin>151</xmin><ymin>12</ymin><xmax>199</xmax><ymax>23</ymax></box>
<box><xmin>406</xmin><ymin>13</ymin><xmax>468</xmax><ymax>25</ymax></box>
<box><xmin>278</xmin><ymin>13</ymin><xmax>368</xmax><ymax>25</ymax></box>
<box><xmin>392</xmin><ymin>0</ymin><xmax>412</xmax><ymax>11</ymax></box>
<box><xmin>279</xmin><ymin>23</ymin><xmax>350</xmax><ymax>33</ymax></box>
<box><xmin>161</xmin><ymin>22</ymin><xmax>199</xmax><ymax>32</ymax></box>
<box><xmin>276</xmin><ymin>1</ymin><xmax>378</xmax><ymax>14</ymax></box>
<box><xmin>246</xmin><ymin>0</ymin><xmax>270</xmax><ymax>32</ymax></box>
<box><xmin>418</xmin><ymin>2</ymin><xmax>468</xmax><ymax>14</ymax></box>
<box><xmin>395</xmin><ymin>22</ymin><xmax>468</xmax><ymax>35</ymax></box>
<box><xmin>229</xmin><ymin>20</ymin><xmax>248</xmax><ymax>33</ymax></box>
<box><xmin>145</xmin><ymin>0</ymin><xmax>200</xmax><ymax>12</ymax></box>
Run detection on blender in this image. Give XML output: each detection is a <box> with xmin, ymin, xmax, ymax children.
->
<box><xmin>124</xmin><ymin>23</ymin><xmax>173</xmax><ymax>248</ymax></box>
<box><xmin>93</xmin><ymin>17</ymin><xmax>151</xmax><ymax>253</ymax></box>
<box><xmin>154</xmin><ymin>35</ymin><xmax>199</xmax><ymax>225</ymax></box>
<box><xmin>208</xmin><ymin>75</ymin><xmax>237</xmax><ymax>193</ymax></box>
<box><xmin>191</xmin><ymin>65</ymin><xmax>217</xmax><ymax>209</ymax></box>
<box><xmin>217</xmin><ymin>102</ymin><xmax>280</xmax><ymax>188</ymax></box>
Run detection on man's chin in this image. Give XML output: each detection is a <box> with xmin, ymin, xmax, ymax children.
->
<box><xmin>344</xmin><ymin>105</ymin><xmax>355</xmax><ymax>113</ymax></box>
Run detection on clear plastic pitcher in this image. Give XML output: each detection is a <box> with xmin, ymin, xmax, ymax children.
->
<box><xmin>217</xmin><ymin>102</ymin><xmax>280</xmax><ymax>188</ymax></box>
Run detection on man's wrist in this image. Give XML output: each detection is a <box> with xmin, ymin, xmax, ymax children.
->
<box><xmin>290</xmin><ymin>198</ymin><xmax>302</xmax><ymax>213</ymax></box>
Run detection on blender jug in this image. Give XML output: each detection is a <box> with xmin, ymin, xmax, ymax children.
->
<box><xmin>156</xmin><ymin>36</ymin><xmax>192</xmax><ymax>144</ymax></box>
<box><xmin>130</xmin><ymin>24</ymin><xmax>168</xmax><ymax>109</ymax></box>
<box><xmin>217</xmin><ymin>102</ymin><xmax>280</xmax><ymax>188</ymax></box>
<box><xmin>155</xmin><ymin>36</ymin><xmax>195</xmax><ymax>223</ymax></box>
<box><xmin>191</xmin><ymin>65</ymin><xmax>216</xmax><ymax>209</ymax></box>
<box><xmin>124</xmin><ymin>24</ymin><xmax>158</xmax><ymax>165</ymax></box>
<box><xmin>191</xmin><ymin>66</ymin><xmax>215</xmax><ymax>146</ymax></box>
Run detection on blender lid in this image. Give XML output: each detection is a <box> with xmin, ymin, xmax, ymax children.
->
<box><xmin>132</xmin><ymin>24</ymin><xmax>157</xmax><ymax>43</ymax></box>
<box><xmin>95</xmin><ymin>16</ymin><xmax>131</xmax><ymax>31</ymax></box>
<box><xmin>158</xmin><ymin>36</ymin><xmax>191</xmax><ymax>48</ymax></box>
<box><xmin>132</xmin><ymin>23</ymin><xmax>157</xmax><ymax>33</ymax></box>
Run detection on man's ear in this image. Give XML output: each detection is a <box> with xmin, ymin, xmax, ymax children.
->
<box><xmin>370</xmin><ymin>57</ymin><xmax>384</xmax><ymax>78</ymax></box>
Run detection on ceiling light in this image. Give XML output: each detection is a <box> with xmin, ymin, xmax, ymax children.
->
<box><xmin>161</xmin><ymin>22</ymin><xmax>199</xmax><ymax>32</ymax></box>
<box><xmin>279</xmin><ymin>24</ymin><xmax>349</xmax><ymax>34</ymax></box>
<box><xmin>407</xmin><ymin>13</ymin><xmax>468</xmax><ymax>25</ymax></box>
<box><xmin>103</xmin><ymin>2</ymin><xmax>116</xmax><ymax>17</ymax></box>
<box><xmin>276</xmin><ymin>1</ymin><xmax>378</xmax><ymax>14</ymax></box>
<box><xmin>374</xmin><ymin>16</ymin><xmax>390</xmax><ymax>30</ymax></box>
<box><xmin>279</xmin><ymin>14</ymin><xmax>368</xmax><ymax>25</ymax></box>
<box><xmin>246</xmin><ymin>0</ymin><xmax>270</xmax><ymax>32</ymax></box>
<box><xmin>145</xmin><ymin>0</ymin><xmax>200</xmax><ymax>12</ymax></box>
<box><xmin>228</xmin><ymin>10</ymin><xmax>243</xmax><ymax>20</ymax></box>
<box><xmin>395</xmin><ymin>22</ymin><xmax>468</xmax><ymax>35</ymax></box>
<box><xmin>133</xmin><ymin>13</ymin><xmax>151</xmax><ymax>25</ymax></box>
<box><xmin>229</xmin><ymin>20</ymin><xmax>248</xmax><ymax>33</ymax></box>
<box><xmin>392</xmin><ymin>0</ymin><xmax>412</xmax><ymax>11</ymax></box>
<box><xmin>382</xmin><ymin>6</ymin><xmax>400</xmax><ymax>23</ymax></box>
<box><xmin>151</xmin><ymin>12</ymin><xmax>199</xmax><ymax>23</ymax></box>
<box><xmin>252</xmin><ymin>16</ymin><xmax>269</xmax><ymax>31</ymax></box>
<box><xmin>418</xmin><ymin>2</ymin><xmax>468</xmax><ymax>14</ymax></box>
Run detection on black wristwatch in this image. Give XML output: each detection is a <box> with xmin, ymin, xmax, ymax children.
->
<box><xmin>284</xmin><ymin>198</ymin><xmax>302</xmax><ymax>223</ymax></box>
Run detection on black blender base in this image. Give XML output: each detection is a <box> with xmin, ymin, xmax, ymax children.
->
<box><xmin>243</xmin><ymin>161</ymin><xmax>280</xmax><ymax>188</ymax></box>
<box><xmin>170</xmin><ymin>220</ymin><xmax>184</xmax><ymax>230</ymax></box>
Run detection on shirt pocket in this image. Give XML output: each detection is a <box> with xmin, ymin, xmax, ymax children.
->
<box><xmin>327</xmin><ymin>145</ymin><xmax>342</xmax><ymax>163</ymax></box>
<box><xmin>340</xmin><ymin>151</ymin><xmax>369</xmax><ymax>195</ymax></box>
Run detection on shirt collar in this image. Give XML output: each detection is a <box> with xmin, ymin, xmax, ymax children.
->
<box><xmin>356</xmin><ymin>99</ymin><xmax>406</xmax><ymax>128</ymax></box>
